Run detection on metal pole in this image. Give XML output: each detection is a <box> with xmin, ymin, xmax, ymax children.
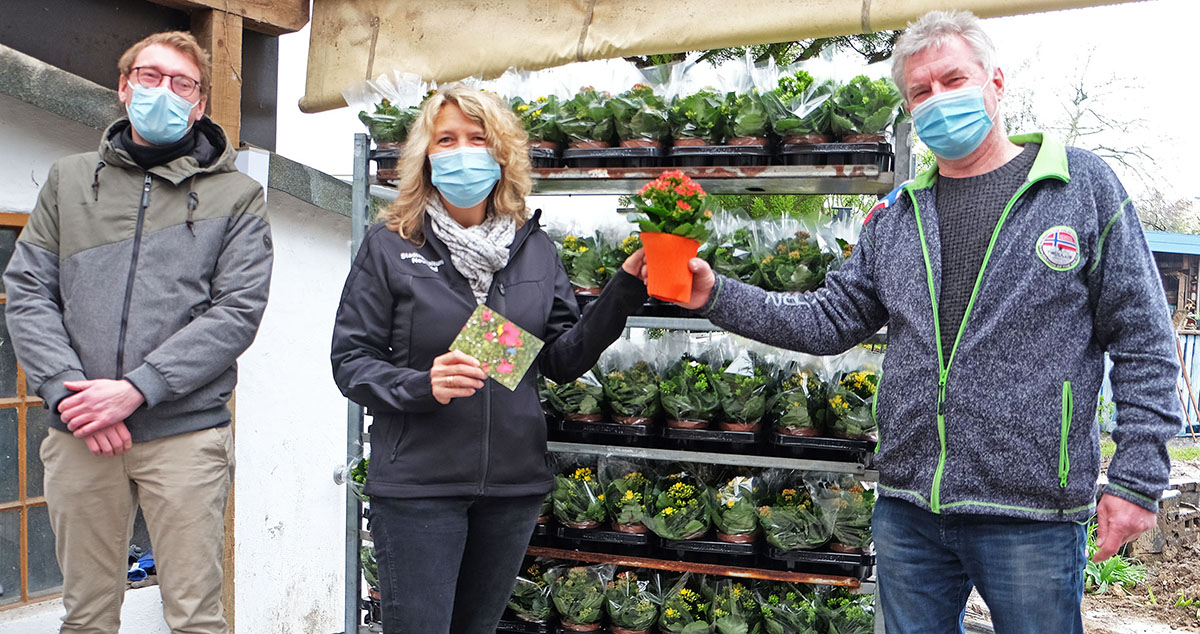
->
<box><xmin>344</xmin><ymin>132</ymin><xmax>370</xmax><ymax>634</ymax></box>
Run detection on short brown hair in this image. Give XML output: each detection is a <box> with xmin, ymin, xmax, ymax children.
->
<box><xmin>118</xmin><ymin>31</ymin><xmax>212</xmax><ymax>98</ymax></box>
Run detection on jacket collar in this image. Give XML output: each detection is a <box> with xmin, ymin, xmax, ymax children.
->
<box><xmin>99</xmin><ymin>116</ymin><xmax>238</xmax><ymax>184</ymax></box>
<box><xmin>910</xmin><ymin>133</ymin><xmax>1070</xmax><ymax>191</ymax></box>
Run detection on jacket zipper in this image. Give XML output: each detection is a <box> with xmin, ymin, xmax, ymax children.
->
<box><xmin>116</xmin><ymin>173</ymin><xmax>153</xmax><ymax>376</ymax></box>
<box><xmin>908</xmin><ymin>174</ymin><xmax>1057</xmax><ymax>513</ymax></box>
<box><xmin>1059</xmin><ymin>381</ymin><xmax>1073</xmax><ymax>489</ymax></box>
<box><xmin>478</xmin><ymin>378</ymin><xmax>493</xmax><ymax>495</ymax></box>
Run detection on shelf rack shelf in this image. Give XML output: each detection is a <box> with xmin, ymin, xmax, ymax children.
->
<box><xmin>530</xmin><ymin>165</ymin><xmax>897</xmax><ymax>196</ymax></box>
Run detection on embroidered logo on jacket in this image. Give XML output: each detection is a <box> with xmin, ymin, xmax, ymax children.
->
<box><xmin>1036</xmin><ymin>226</ymin><xmax>1081</xmax><ymax>271</ymax></box>
<box><xmin>400</xmin><ymin>252</ymin><xmax>444</xmax><ymax>272</ymax></box>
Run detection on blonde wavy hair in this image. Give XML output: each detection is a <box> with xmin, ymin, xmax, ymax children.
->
<box><xmin>379</xmin><ymin>84</ymin><xmax>532</xmax><ymax>242</ymax></box>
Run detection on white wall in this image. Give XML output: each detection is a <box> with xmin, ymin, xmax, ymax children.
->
<box><xmin>233</xmin><ymin>189</ymin><xmax>351</xmax><ymax>633</ymax></box>
<box><xmin>0</xmin><ymin>93</ymin><xmax>99</xmax><ymax>212</ymax></box>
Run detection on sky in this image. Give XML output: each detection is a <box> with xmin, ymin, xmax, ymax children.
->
<box><xmin>274</xmin><ymin>0</ymin><xmax>1200</xmax><ymax>204</ymax></box>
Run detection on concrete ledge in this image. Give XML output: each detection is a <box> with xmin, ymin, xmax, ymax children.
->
<box><xmin>267</xmin><ymin>152</ymin><xmax>352</xmax><ymax>218</ymax></box>
<box><xmin>0</xmin><ymin>43</ymin><xmax>123</xmax><ymax>131</ymax></box>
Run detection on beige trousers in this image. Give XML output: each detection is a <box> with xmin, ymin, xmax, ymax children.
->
<box><xmin>41</xmin><ymin>425</ymin><xmax>234</xmax><ymax>634</ymax></box>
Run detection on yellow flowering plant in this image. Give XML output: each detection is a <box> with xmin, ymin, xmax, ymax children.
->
<box><xmin>601</xmin><ymin>460</ymin><xmax>653</xmax><ymax>533</ymax></box>
<box><xmin>605</xmin><ymin>570</ymin><xmax>660</xmax><ymax>632</ymax></box>
<box><xmin>658</xmin><ymin>574</ymin><xmax>713</xmax><ymax>634</ymax></box>
<box><xmin>704</xmin><ymin>474</ymin><xmax>761</xmax><ymax>542</ymax></box>
<box><xmin>542</xmin><ymin>370</ymin><xmax>605</xmax><ymax>422</ymax></box>
<box><xmin>768</xmin><ymin>361</ymin><xmax>829</xmax><ymax>436</ymax></box>
<box><xmin>555</xmin><ymin>231</ymin><xmax>627</xmax><ymax>294</ymax></box>
<box><xmin>755</xmin><ymin>582</ymin><xmax>821</xmax><ymax>634</ymax></box>
<box><xmin>547</xmin><ymin>564</ymin><xmax>615</xmax><ymax>629</ymax></box>
<box><xmin>712</xmin><ymin>349</ymin><xmax>771</xmax><ymax>431</ymax></box>
<box><xmin>827</xmin><ymin>369</ymin><xmax>878</xmax><ymax>441</ymax></box>
<box><xmin>659</xmin><ymin>354</ymin><xmax>721</xmax><ymax>427</ymax></box>
<box><xmin>710</xmin><ymin>579</ymin><xmax>763</xmax><ymax>634</ymax></box>
<box><xmin>754</xmin><ymin>224</ymin><xmax>835</xmax><ymax>293</ymax></box>
<box><xmin>821</xmin><ymin>476</ymin><xmax>876</xmax><ymax>552</ymax></box>
<box><xmin>820</xmin><ymin>588</ymin><xmax>875</xmax><ymax>634</ymax></box>
<box><xmin>507</xmin><ymin>559</ymin><xmax>553</xmax><ymax>623</ymax></box>
<box><xmin>510</xmin><ymin>95</ymin><xmax>565</xmax><ymax>146</ymax></box>
<box><xmin>552</xmin><ymin>464</ymin><xmax>607</xmax><ymax>529</ymax></box>
<box><xmin>756</xmin><ymin>472</ymin><xmax>831</xmax><ymax>551</ymax></box>
<box><xmin>643</xmin><ymin>471</ymin><xmax>711</xmax><ymax>541</ymax></box>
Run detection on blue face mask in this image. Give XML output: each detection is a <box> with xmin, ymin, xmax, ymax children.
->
<box><xmin>429</xmin><ymin>147</ymin><xmax>502</xmax><ymax>209</ymax></box>
<box><xmin>911</xmin><ymin>85</ymin><xmax>994</xmax><ymax>160</ymax></box>
<box><xmin>126</xmin><ymin>84</ymin><xmax>198</xmax><ymax>145</ymax></box>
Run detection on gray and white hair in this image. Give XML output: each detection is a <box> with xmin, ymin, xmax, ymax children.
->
<box><xmin>891</xmin><ymin>10</ymin><xmax>998</xmax><ymax>99</ymax></box>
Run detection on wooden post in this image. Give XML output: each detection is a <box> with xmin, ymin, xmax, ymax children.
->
<box><xmin>192</xmin><ymin>10</ymin><xmax>243</xmax><ymax>147</ymax></box>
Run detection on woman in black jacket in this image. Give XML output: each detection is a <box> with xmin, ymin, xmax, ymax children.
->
<box><xmin>331</xmin><ymin>84</ymin><xmax>648</xmax><ymax>633</ymax></box>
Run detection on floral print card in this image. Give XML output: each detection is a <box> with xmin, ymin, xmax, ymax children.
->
<box><xmin>449</xmin><ymin>305</ymin><xmax>545</xmax><ymax>391</ymax></box>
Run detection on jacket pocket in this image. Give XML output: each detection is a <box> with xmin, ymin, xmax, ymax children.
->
<box><xmin>1058</xmin><ymin>381</ymin><xmax>1073</xmax><ymax>488</ymax></box>
<box><xmin>387</xmin><ymin>416</ymin><xmax>409</xmax><ymax>463</ymax></box>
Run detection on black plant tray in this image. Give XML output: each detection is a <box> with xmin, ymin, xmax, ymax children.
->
<box><xmin>530</xmin><ymin>146</ymin><xmax>560</xmax><ymax>168</ymax></box>
<box><xmin>555</xmin><ymin>626</ymin><xmax>609</xmax><ymax>634</ymax></box>
<box><xmin>554</xmin><ymin>419</ymin><xmax>657</xmax><ymax>447</ymax></box>
<box><xmin>369</xmin><ymin>147</ymin><xmax>402</xmax><ymax>160</ymax></box>
<box><xmin>634</xmin><ymin>298</ymin><xmax>692</xmax><ymax>318</ymax></box>
<box><xmin>768</xmin><ymin>431</ymin><xmax>874</xmax><ymax>464</ymax></box>
<box><xmin>779</xmin><ymin>142</ymin><xmax>894</xmax><ymax>171</ymax></box>
<box><xmin>530</xmin><ymin>521</ymin><xmax>554</xmax><ymax>547</ymax></box>
<box><xmin>660</xmin><ymin>426</ymin><xmax>761</xmax><ymax>454</ymax></box>
<box><xmin>612</xmin><ymin>145</ymin><xmax>664</xmax><ymax>167</ymax></box>
<box><xmin>562</xmin><ymin>146</ymin><xmax>639</xmax><ymax>168</ymax></box>
<box><xmin>657</xmin><ymin>534</ymin><xmax>759</xmax><ymax>564</ymax></box>
<box><xmin>555</xmin><ymin>525</ymin><xmax>657</xmax><ymax>555</ymax></box>
<box><xmin>668</xmin><ymin>143</ymin><xmax>772</xmax><ymax>167</ymax></box>
<box><xmin>762</xmin><ymin>546</ymin><xmax>876</xmax><ymax>580</ymax></box>
<box><xmin>496</xmin><ymin>614</ymin><xmax>556</xmax><ymax>634</ymax></box>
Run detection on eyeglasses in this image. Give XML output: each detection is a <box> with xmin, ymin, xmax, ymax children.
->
<box><xmin>130</xmin><ymin>67</ymin><xmax>201</xmax><ymax>99</ymax></box>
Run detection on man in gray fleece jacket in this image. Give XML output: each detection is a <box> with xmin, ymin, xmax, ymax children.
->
<box><xmin>3</xmin><ymin>32</ymin><xmax>270</xmax><ymax>634</ymax></box>
<box><xmin>664</xmin><ymin>11</ymin><xmax>1179</xmax><ymax>634</ymax></box>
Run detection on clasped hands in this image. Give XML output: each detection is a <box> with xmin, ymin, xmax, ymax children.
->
<box><xmin>57</xmin><ymin>379</ymin><xmax>145</xmax><ymax>457</ymax></box>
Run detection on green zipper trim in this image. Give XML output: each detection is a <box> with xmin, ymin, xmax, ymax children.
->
<box><xmin>1089</xmin><ymin>198</ymin><xmax>1129</xmax><ymax>275</ymax></box>
<box><xmin>876</xmin><ymin>484</ymin><xmax>931</xmax><ymax>506</ymax></box>
<box><xmin>1059</xmin><ymin>381</ymin><xmax>1073</xmax><ymax>488</ymax></box>
<box><xmin>1106</xmin><ymin>483</ymin><xmax>1158</xmax><ymax>506</ymax></box>
<box><xmin>908</xmin><ymin>169</ymin><xmax>1069</xmax><ymax>513</ymax></box>
<box><xmin>872</xmin><ymin>378</ymin><xmax>882</xmax><ymax>454</ymax></box>
<box><xmin>940</xmin><ymin>499</ymin><xmax>1095</xmax><ymax>515</ymax></box>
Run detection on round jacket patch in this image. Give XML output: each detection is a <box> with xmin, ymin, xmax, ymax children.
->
<box><xmin>1036</xmin><ymin>226</ymin><xmax>1080</xmax><ymax>271</ymax></box>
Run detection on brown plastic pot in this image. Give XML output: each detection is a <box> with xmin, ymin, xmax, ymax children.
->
<box><xmin>613</xmin><ymin>521</ymin><xmax>650</xmax><ymax>534</ymax></box>
<box><xmin>561</xmin><ymin>620</ymin><xmax>603</xmax><ymax>632</ymax></box>
<box><xmin>778</xmin><ymin>426</ymin><xmax>822</xmax><ymax>437</ymax></box>
<box><xmin>716</xmin><ymin>531</ymin><xmax>757</xmax><ymax>543</ymax></box>
<box><xmin>566</xmin><ymin>413</ymin><xmax>606</xmax><ymax>423</ymax></box>
<box><xmin>782</xmin><ymin>134</ymin><xmax>832</xmax><ymax>145</ymax></box>
<box><xmin>568</xmin><ymin>140</ymin><xmax>611</xmax><ymax>149</ymax></box>
<box><xmin>562</xmin><ymin>519</ymin><xmax>601</xmax><ymax>530</ymax></box>
<box><xmin>666</xmin><ymin>419</ymin><xmax>708</xmax><ymax>430</ymax></box>
<box><xmin>619</xmin><ymin>139</ymin><xmax>662</xmax><ymax>148</ymax></box>
<box><xmin>672</xmin><ymin>137</ymin><xmax>710</xmax><ymax>147</ymax></box>
<box><xmin>718</xmin><ymin>421</ymin><xmax>761</xmax><ymax>432</ymax></box>
<box><xmin>727</xmin><ymin>136</ymin><xmax>768</xmax><ymax>146</ymax></box>
<box><xmin>613</xmin><ymin>415</ymin><xmax>653</xmax><ymax>426</ymax></box>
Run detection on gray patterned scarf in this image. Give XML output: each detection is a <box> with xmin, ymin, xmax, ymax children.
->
<box><xmin>426</xmin><ymin>198</ymin><xmax>516</xmax><ymax>304</ymax></box>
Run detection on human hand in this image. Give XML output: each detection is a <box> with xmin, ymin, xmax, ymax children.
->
<box><xmin>1093</xmin><ymin>493</ymin><xmax>1157</xmax><ymax>561</ymax></box>
<box><xmin>678</xmin><ymin>258</ymin><xmax>715</xmax><ymax>310</ymax></box>
<box><xmin>430</xmin><ymin>350</ymin><xmax>487</xmax><ymax>405</ymax></box>
<box><xmin>621</xmin><ymin>248</ymin><xmax>646</xmax><ymax>276</ymax></box>
<box><xmin>82</xmin><ymin>421</ymin><xmax>133</xmax><ymax>457</ymax></box>
<box><xmin>60</xmin><ymin>379</ymin><xmax>146</xmax><ymax>437</ymax></box>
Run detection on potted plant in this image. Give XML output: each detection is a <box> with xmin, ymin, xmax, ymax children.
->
<box><xmin>659</xmin><ymin>355</ymin><xmax>720</xmax><ymax>429</ymax></box>
<box><xmin>558</xmin><ymin>86</ymin><xmax>617</xmax><ymax>148</ymax></box>
<box><xmin>710</xmin><ymin>579</ymin><xmax>763</xmax><ymax>634</ymax></box>
<box><xmin>827</xmin><ymin>369</ymin><xmax>878</xmax><ymax>441</ymax></box>
<box><xmin>755</xmin><ymin>228</ymin><xmax>834</xmax><ymax>293</ymax></box>
<box><xmin>544</xmin><ymin>371</ymin><xmax>605</xmax><ymax>423</ymax></box>
<box><xmin>360</xmin><ymin>545</ymin><xmax>380</xmax><ymax>601</ymax></box>
<box><xmin>536</xmin><ymin>492</ymin><xmax>552</xmax><ymax>525</ymax></box>
<box><xmin>828</xmin><ymin>75</ymin><xmax>903</xmax><ymax>143</ymax></box>
<box><xmin>605</xmin><ymin>570</ymin><xmax>660</xmax><ymax>634</ymax></box>
<box><xmin>713</xmin><ymin>353</ymin><xmax>771</xmax><ymax>432</ymax></box>
<box><xmin>603</xmin><ymin>465</ymin><xmax>652</xmax><ymax>534</ymax></box>
<box><xmin>825</xmin><ymin>478</ymin><xmax>875</xmax><ymax>554</ymax></box>
<box><xmin>658</xmin><ymin>575</ymin><xmax>713</xmax><ymax>634</ymax></box>
<box><xmin>508</xmin><ymin>560</ymin><xmax>553</xmax><ymax>623</ymax></box>
<box><xmin>726</xmin><ymin>89</ymin><xmax>770</xmax><ymax>146</ymax></box>
<box><xmin>706</xmin><ymin>474</ymin><xmax>761</xmax><ymax>543</ymax></box>
<box><xmin>699</xmin><ymin>211</ymin><xmax>759</xmax><ymax>285</ymax></box>
<box><xmin>358</xmin><ymin>98</ymin><xmax>422</xmax><ymax>182</ymax></box>
<box><xmin>769</xmin><ymin>365</ymin><xmax>824</xmax><ymax>437</ymax></box>
<box><xmin>756</xmin><ymin>478</ymin><xmax>831</xmax><ymax>551</ymax></box>
<box><xmin>669</xmin><ymin>89</ymin><xmax>730</xmax><ymax>146</ymax></box>
<box><xmin>552</xmin><ymin>464</ymin><xmax>607</xmax><ymax>529</ymax></box>
<box><xmin>756</xmin><ymin>583</ymin><xmax>821</xmax><ymax>634</ymax></box>
<box><xmin>609</xmin><ymin>83</ymin><xmax>671</xmax><ymax>148</ymax></box>
<box><xmin>511</xmin><ymin>94</ymin><xmax>565</xmax><ymax>151</ymax></box>
<box><xmin>763</xmin><ymin>70</ymin><xmax>836</xmax><ymax>145</ymax></box>
<box><xmin>558</xmin><ymin>232</ymin><xmax>623</xmax><ymax>296</ymax></box>
<box><xmin>821</xmin><ymin>590</ymin><xmax>875</xmax><ymax>634</ymax></box>
<box><xmin>548</xmin><ymin>565</ymin><xmax>613</xmax><ymax>632</ymax></box>
<box><xmin>601</xmin><ymin>358</ymin><xmax>661</xmax><ymax>426</ymax></box>
<box><xmin>349</xmin><ymin>456</ymin><xmax>370</xmax><ymax>502</ymax></box>
<box><xmin>643</xmin><ymin>471</ymin><xmax>711</xmax><ymax>541</ymax></box>
<box><xmin>630</xmin><ymin>170</ymin><xmax>714</xmax><ymax>303</ymax></box>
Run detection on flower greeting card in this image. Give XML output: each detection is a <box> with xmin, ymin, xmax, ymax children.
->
<box><xmin>449</xmin><ymin>305</ymin><xmax>545</xmax><ymax>391</ymax></box>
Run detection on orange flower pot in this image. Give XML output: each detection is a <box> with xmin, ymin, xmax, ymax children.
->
<box><xmin>641</xmin><ymin>232</ymin><xmax>700</xmax><ymax>304</ymax></box>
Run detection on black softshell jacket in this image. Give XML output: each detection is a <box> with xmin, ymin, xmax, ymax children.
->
<box><xmin>331</xmin><ymin>212</ymin><xmax>647</xmax><ymax>498</ymax></box>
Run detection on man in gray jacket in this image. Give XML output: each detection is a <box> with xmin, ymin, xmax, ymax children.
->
<box><xmin>3</xmin><ymin>31</ymin><xmax>271</xmax><ymax>634</ymax></box>
<box><xmin>667</xmin><ymin>10</ymin><xmax>1179</xmax><ymax>634</ymax></box>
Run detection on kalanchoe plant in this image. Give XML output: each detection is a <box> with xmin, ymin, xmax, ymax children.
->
<box><xmin>825</xmin><ymin>478</ymin><xmax>875</xmax><ymax>552</ymax></box>
<box><xmin>604</xmin><ymin>468</ymin><xmax>652</xmax><ymax>533</ymax></box>
<box><xmin>360</xmin><ymin>546</ymin><xmax>379</xmax><ymax>594</ymax></box>
<box><xmin>757</xmin><ymin>482</ymin><xmax>831</xmax><ymax>551</ymax></box>
<box><xmin>713</xmin><ymin>356</ymin><xmax>771</xmax><ymax>431</ymax></box>
<box><xmin>349</xmin><ymin>457</ymin><xmax>369</xmax><ymax>502</ymax></box>
<box><xmin>543</xmin><ymin>371</ymin><xmax>605</xmax><ymax>422</ymax></box>
<box><xmin>706</xmin><ymin>475</ymin><xmax>761</xmax><ymax>543</ymax></box>
<box><xmin>357</xmin><ymin>98</ymin><xmax>421</xmax><ymax>144</ymax></box>
<box><xmin>700</xmin><ymin>225</ymin><xmax>759</xmax><ymax>285</ymax></box>
<box><xmin>631</xmin><ymin>170</ymin><xmax>714</xmax><ymax>242</ymax></box>
<box><xmin>756</xmin><ymin>583</ymin><xmax>821</xmax><ymax>634</ymax></box>
<box><xmin>558</xmin><ymin>86</ymin><xmax>617</xmax><ymax>146</ymax></box>
<box><xmin>548</xmin><ymin>565</ymin><xmax>613</xmax><ymax>631</ymax></box>
<box><xmin>762</xmin><ymin>71</ymin><xmax>836</xmax><ymax>140</ymax></box>
<box><xmin>508</xmin><ymin>560</ymin><xmax>553</xmax><ymax>623</ymax></box>
<box><xmin>827</xmin><ymin>370</ymin><xmax>878</xmax><ymax>440</ymax></box>
<box><xmin>821</xmin><ymin>590</ymin><xmax>875</xmax><ymax>634</ymax></box>
<box><xmin>605</xmin><ymin>570</ymin><xmax>660</xmax><ymax>633</ymax></box>
<box><xmin>557</xmin><ymin>233</ymin><xmax>623</xmax><ymax>294</ymax></box>
<box><xmin>728</xmin><ymin>90</ymin><xmax>771</xmax><ymax>140</ymax></box>
<box><xmin>710</xmin><ymin>579</ymin><xmax>763</xmax><ymax>634</ymax></box>
<box><xmin>609</xmin><ymin>83</ymin><xmax>672</xmax><ymax>145</ymax></box>
<box><xmin>670</xmin><ymin>89</ymin><xmax>731</xmax><ymax>144</ymax></box>
<box><xmin>769</xmin><ymin>367</ymin><xmax>827</xmax><ymax>436</ymax></box>
<box><xmin>552</xmin><ymin>465</ymin><xmax>607</xmax><ymax>529</ymax></box>
<box><xmin>659</xmin><ymin>577</ymin><xmax>713</xmax><ymax>634</ymax></box>
<box><xmin>602</xmin><ymin>360</ymin><xmax>661</xmax><ymax>424</ymax></box>
<box><xmin>538</xmin><ymin>492</ymin><xmax>552</xmax><ymax>524</ymax></box>
<box><xmin>659</xmin><ymin>355</ymin><xmax>721</xmax><ymax>427</ymax></box>
<box><xmin>829</xmin><ymin>75</ymin><xmax>903</xmax><ymax>141</ymax></box>
<box><xmin>643</xmin><ymin>471</ymin><xmax>711</xmax><ymax>541</ymax></box>
<box><xmin>511</xmin><ymin>95</ymin><xmax>566</xmax><ymax>146</ymax></box>
<box><xmin>756</xmin><ymin>230</ymin><xmax>834</xmax><ymax>293</ymax></box>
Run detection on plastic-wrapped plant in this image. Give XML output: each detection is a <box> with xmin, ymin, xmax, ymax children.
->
<box><xmin>537</xmin><ymin>492</ymin><xmax>552</xmax><ymax>524</ymax></box>
<box><xmin>552</xmin><ymin>464</ymin><xmax>607</xmax><ymax>529</ymax></box>
<box><xmin>820</xmin><ymin>589</ymin><xmax>874</xmax><ymax>634</ymax></box>
<box><xmin>558</xmin><ymin>233</ymin><xmax>623</xmax><ymax>294</ymax></box>
<box><xmin>602</xmin><ymin>460</ymin><xmax>652</xmax><ymax>534</ymax></box>
<box><xmin>511</xmin><ymin>95</ymin><xmax>566</xmax><ymax>147</ymax></box>
<box><xmin>558</xmin><ymin>86</ymin><xmax>617</xmax><ymax>147</ymax></box>
<box><xmin>728</xmin><ymin>90</ymin><xmax>770</xmax><ymax>142</ymax></box>
<box><xmin>756</xmin><ymin>583</ymin><xmax>821</xmax><ymax>634</ymax></box>
<box><xmin>659</xmin><ymin>354</ymin><xmax>721</xmax><ymax>428</ymax></box>
<box><xmin>349</xmin><ymin>457</ymin><xmax>369</xmax><ymax>502</ymax></box>
<box><xmin>699</xmin><ymin>210</ymin><xmax>759</xmax><ymax>285</ymax></box>
<box><xmin>548</xmin><ymin>565</ymin><xmax>614</xmax><ymax>631</ymax></box>
<box><xmin>360</xmin><ymin>546</ymin><xmax>379</xmax><ymax>594</ymax></box>
<box><xmin>821</xmin><ymin>476</ymin><xmax>875</xmax><ymax>553</ymax></box>
<box><xmin>606</xmin><ymin>570</ymin><xmax>660</xmax><ymax>634</ymax></box>
<box><xmin>768</xmin><ymin>359</ymin><xmax>828</xmax><ymax>437</ymax></box>
<box><xmin>712</xmin><ymin>351</ymin><xmax>771</xmax><ymax>432</ymax></box>
<box><xmin>508</xmin><ymin>559</ymin><xmax>553</xmax><ymax>623</ymax></box>
<box><xmin>609</xmin><ymin>83</ymin><xmax>672</xmax><ymax>146</ymax></box>
<box><xmin>710</xmin><ymin>579</ymin><xmax>763</xmax><ymax>634</ymax></box>
<box><xmin>669</xmin><ymin>89</ymin><xmax>731</xmax><ymax>145</ymax></box>
<box><xmin>762</xmin><ymin>70</ymin><xmax>836</xmax><ymax>143</ymax></box>
<box><xmin>755</xmin><ymin>228</ymin><xmax>834</xmax><ymax>293</ymax></box>
<box><xmin>658</xmin><ymin>574</ymin><xmax>713</xmax><ymax>634</ymax></box>
<box><xmin>598</xmin><ymin>339</ymin><xmax>661</xmax><ymax>425</ymax></box>
<box><xmin>827</xmin><ymin>369</ymin><xmax>878</xmax><ymax>441</ymax></box>
<box><xmin>706</xmin><ymin>474</ymin><xmax>761</xmax><ymax>543</ymax></box>
<box><xmin>357</xmin><ymin>98</ymin><xmax>421</xmax><ymax>145</ymax></box>
<box><xmin>643</xmin><ymin>470</ymin><xmax>711</xmax><ymax>541</ymax></box>
<box><xmin>756</xmin><ymin>472</ymin><xmax>831</xmax><ymax>551</ymax></box>
<box><xmin>828</xmin><ymin>75</ymin><xmax>903</xmax><ymax>142</ymax></box>
<box><xmin>544</xmin><ymin>371</ymin><xmax>605</xmax><ymax>423</ymax></box>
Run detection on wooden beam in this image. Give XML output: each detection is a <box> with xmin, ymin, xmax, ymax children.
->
<box><xmin>192</xmin><ymin>10</ymin><xmax>243</xmax><ymax>148</ymax></box>
<box><xmin>150</xmin><ymin>0</ymin><xmax>308</xmax><ymax>35</ymax></box>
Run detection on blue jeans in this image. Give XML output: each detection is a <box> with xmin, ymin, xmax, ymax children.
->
<box><xmin>370</xmin><ymin>494</ymin><xmax>544</xmax><ymax>634</ymax></box>
<box><xmin>873</xmin><ymin>496</ymin><xmax>1086</xmax><ymax>634</ymax></box>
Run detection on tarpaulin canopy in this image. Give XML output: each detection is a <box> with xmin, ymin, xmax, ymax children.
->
<box><xmin>299</xmin><ymin>0</ymin><xmax>1137</xmax><ymax>113</ymax></box>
